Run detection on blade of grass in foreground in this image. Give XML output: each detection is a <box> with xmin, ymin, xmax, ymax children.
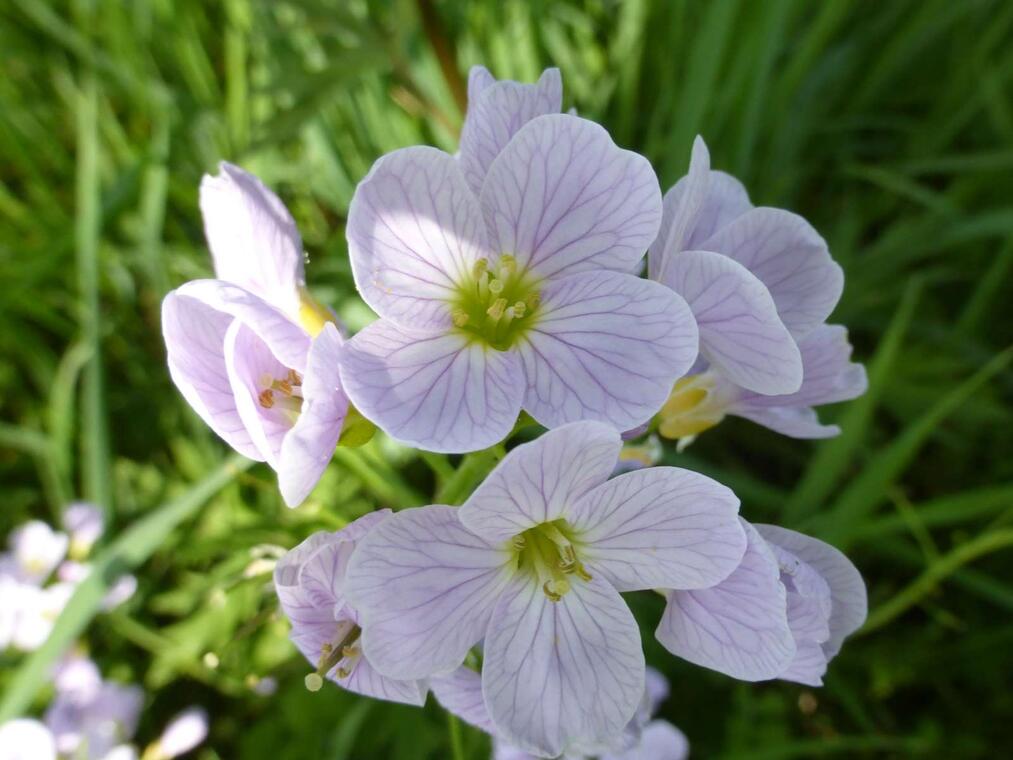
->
<box><xmin>0</xmin><ymin>455</ymin><xmax>251</xmax><ymax>722</ymax></box>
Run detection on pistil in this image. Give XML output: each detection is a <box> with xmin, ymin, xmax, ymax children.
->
<box><xmin>304</xmin><ymin>622</ymin><xmax>361</xmax><ymax>691</ymax></box>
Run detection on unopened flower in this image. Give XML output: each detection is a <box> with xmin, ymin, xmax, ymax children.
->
<box><xmin>346</xmin><ymin>422</ymin><xmax>743</xmax><ymax>756</ymax></box>
<box><xmin>657</xmin><ymin>520</ymin><xmax>865</xmax><ymax>685</ymax></box>
<box><xmin>0</xmin><ymin>718</ymin><xmax>56</xmax><ymax>760</ymax></box>
<box><xmin>163</xmin><ymin>164</ymin><xmax>350</xmax><ymax>507</ymax></box>
<box><xmin>341</xmin><ymin>70</ymin><xmax>698</xmax><ymax>453</ymax></box>
<box><xmin>63</xmin><ymin>503</ymin><xmax>104</xmax><ymax>559</ymax></box>
<box><xmin>273</xmin><ymin>511</ymin><xmax>426</xmax><ymax>706</ymax></box>
<box><xmin>8</xmin><ymin>520</ymin><xmax>68</xmax><ymax>584</ymax></box>
<box><xmin>145</xmin><ymin>707</ymin><xmax>208</xmax><ymax>760</ymax></box>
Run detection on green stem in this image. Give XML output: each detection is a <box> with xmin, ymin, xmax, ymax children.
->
<box><xmin>437</xmin><ymin>445</ymin><xmax>504</xmax><ymax>506</ymax></box>
<box><xmin>332</xmin><ymin>447</ymin><xmax>424</xmax><ymax>508</ymax></box>
<box><xmin>447</xmin><ymin>710</ymin><xmax>466</xmax><ymax>760</ymax></box>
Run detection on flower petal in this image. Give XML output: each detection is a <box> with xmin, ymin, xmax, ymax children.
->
<box><xmin>481</xmin><ymin>114</ymin><xmax>661</xmax><ymax>280</ymax></box>
<box><xmin>223</xmin><ymin>321</ymin><xmax>292</xmax><ymax>467</ymax></box>
<box><xmin>339</xmin><ymin>655</ymin><xmax>428</xmax><ymax>706</ymax></box>
<box><xmin>345</xmin><ymin>505</ymin><xmax>511</xmax><ymax>680</ymax></box>
<box><xmin>662</xmin><ymin>249</ymin><xmax>802</xmax><ymax>394</ymax></box>
<box><xmin>161</xmin><ymin>292</ymin><xmax>262</xmax><ymax>460</ymax></box>
<box><xmin>175</xmin><ymin>279</ymin><xmax>310</xmax><ymax>372</ymax></box>
<box><xmin>431</xmin><ymin>667</ymin><xmax>496</xmax><ymax>734</ymax></box>
<box><xmin>278</xmin><ymin>323</ymin><xmax>349</xmax><ymax>507</ymax></box>
<box><xmin>603</xmin><ymin>721</ymin><xmax>690</xmax><ymax>760</ymax></box>
<box><xmin>482</xmin><ymin>573</ymin><xmax>644</xmax><ymax>758</ymax></box>
<box><xmin>199</xmin><ymin>162</ymin><xmax>304</xmax><ymax>316</ymax></box>
<box><xmin>339</xmin><ymin>320</ymin><xmax>524</xmax><ymax>453</ymax></box>
<box><xmin>696</xmin><ymin>208</ymin><xmax>843</xmax><ymax>338</ymax></box>
<box><xmin>347</xmin><ymin>147</ymin><xmax>489</xmax><ymax>329</ymax></box>
<box><xmin>648</xmin><ymin>135</ymin><xmax>710</xmax><ymax>281</ymax></box>
<box><xmin>732</xmin><ymin>405</ymin><xmax>840</xmax><ymax>439</ymax></box>
<box><xmin>572</xmin><ymin>467</ymin><xmax>746</xmax><ymax>591</ymax></box>
<box><xmin>656</xmin><ymin>520</ymin><xmax>795</xmax><ymax>681</ymax></box>
<box><xmin>460</xmin><ymin>68</ymin><xmax>562</xmax><ymax>196</ymax></box>
<box><xmin>755</xmin><ymin>525</ymin><xmax>867</xmax><ymax>659</ymax></box>
<box><xmin>459</xmin><ymin>421</ymin><xmax>620</xmax><ymax>543</ymax></box>
<box><xmin>517</xmin><ymin>270</ymin><xmax>699</xmax><ymax>433</ymax></box>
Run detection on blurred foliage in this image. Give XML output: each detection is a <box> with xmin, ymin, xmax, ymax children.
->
<box><xmin>1</xmin><ymin>0</ymin><xmax>1012</xmax><ymax>757</ymax></box>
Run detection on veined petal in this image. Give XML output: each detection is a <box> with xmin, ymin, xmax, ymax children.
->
<box><xmin>662</xmin><ymin>249</ymin><xmax>802</xmax><ymax>395</ymax></box>
<box><xmin>345</xmin><ymin>505</ymin><xmax>512</xmax><ymax>680</ymax></box>
<box><xmin>732</xmin><ymin>405</ymin><xmax>840</xmax><ymax>439</ymax></box>
<box><xmin>278</xmin><ymin>323</ymin><xmax>349</xmax><ymax>507</ymax></box>
<box><xmin>755</xmin><ymin>525</ymin><xmax>867</xmax><ymax>659</ymax></box>
<box><xmin>603</xmin><ymin>721</ymin><xmax>689</xmax><ymax>760</ymax></box>
<box><xmin>339</xmin><ymin>320</ymin><xmax>524</xmax><ymax>453</ymax></box>
<box><xmin>696</xmin><ymin>208</ymin><xmax>843</xmax><ymax>339</ymax></box>
<box><xmin>347</xmin><ymin>147</ymin><xmax>489</xmax><ymax>329</ymax></box>
<box><xmin>686</xmin><ymin>171</ymin><xmax>752</xmax><ymax>248</ymax></box>
<box><xmin>199</xmin><ymin>162</ymin><xmax>304</xmax><ymax>316</ymax></box>
<box><xmin>778</xmin><ymin>639</ymin><xmax>829</xmax><ymax>686</ymax></box>
<box><xmin>431</xmin><ymin>667</ymin><xmax>496</xmax><ymax>734</ymax></box>
<box><xmin>338</xmin><ymin>655</ymin><xmax>427</xmax><ymax>706</ymax></box>
<box><xmin>481</xmin><ymin>114</ymin><xmax>661</xmax><ymax>280</ymax></box>
<box><xmin>656</xmin><ymin>520</ymin><xmax>796</xmax><ymax>681</ymax></box>
<box><xmin>573</xmin><ymin>468</ymin><xmax>745</xmax><ymax>591</ymax></box>
<box><xmin>648</xmin><ymin>135</ymin><xmax>710</xmax><ymax>281</ymax></box>
<box><xmin>459</xmin><ymin>421</ymin><xmax>620</xmax><ymax>543</ymax></box>
<box><xmin>482</xmin><ymin>573</ymin><xmax>644</xmax><ymax>758</ymax></box>
<box><xmin>517</xmin><ymin>271</ymin><xmax>699</xmax><ymax>433</ymax></box>
<box><xmin>161</xmin><ymin>292</ymin><xmax>262</xmax><ymax>460</ymax></box>
<box><xmin>460</xmin><ymin>68</ymin><xmax>562</xmax><ymax>196</ymax></box>
<box><xmin>224</xmin><ymin>321</ymin><xmax>292</xmax><ymax>467</ymax></box>
<box><xmin>175</xmin><ymin>279</ymin><xmax>310</xmax><ymax>372</ymax></box>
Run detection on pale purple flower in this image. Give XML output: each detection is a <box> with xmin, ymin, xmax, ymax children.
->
<box><xmin>433</xmin><ymin>665</ymin><xmax>688</xmax><ymax>760</ymax></box>
<box><xmin>63</xmin><ymin>503</ymin><xmax>104</xmax><ymax>559</ymax></box>
<box><xmin>657</xmin><ymin>521</ymin><xmax>866</xmax><ymax>685</ymax></box>
<box><xmin>150</xmin><ymin>707</ymin><xmax>209</xmax><ymax>759</ymax></box>
<box><xmin>55</xmin><ymin>561</ymin><xmax>135</xmax><ymax>611</ymax></box>
<box><xmin>162</xmin><ymin>163</ymin><xmax>348</xmax><ymax>506</ymax></box>
<box><xmin>345</xmin><ymin>422</ymin><xmax>744</xmax><ymax>756</ymax></box>
<box><xmin>656</xmin><ymin>324</ymin><xmax>867</xmax><ymax>443</ymax></box>
<box><xmin>10</xmin><ymin>582</ymin><xmax>75</xmax><ymax>652</ymax></box>
<box><xmin>340</xmin><ymin>68</ymin><xmax>698</xmax><ymax>453</ymax></box>
<box><xmin>273</xmin><ymin>511</ymin><xmax>426</xmax><ymax>706</ymax></box>
<box><xmin>7</xmin><ymin>520</ymin><xmax>68</xmax><ymax>584</ymax></box>
<box><xmin>53</xmin><ymin>653</ymin><xmax>103</xmax><ymax>703</ymax></box>
<box><xmin>0</xmin><ymin>719</ymin><xmax>56</xmax><ymax>760</ymax></box>
<box><xmin>45</xmin><ymin>678</ymin><xmax>143</xmax><ymax>759</ymax></box>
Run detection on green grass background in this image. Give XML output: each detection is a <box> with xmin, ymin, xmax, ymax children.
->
<box><xmin>1</xmin><ymin>0</ymin><xmax>1012</xmax><ymax>757</ymax></box>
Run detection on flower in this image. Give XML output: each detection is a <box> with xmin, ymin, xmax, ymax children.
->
<box><xmin>146</xmin><ymin>707</ymin><xmax>209</xmax><ymax>760</ymax></box>
<box><xmin>63</xmin><ymin>503</ymin><xmax>104</xmax><ymax>560</ymax></box>
<box><xmin>432</xmin><ymin>666</ymin><xmax>688</xmax><ymax>760</ymax></box>
<box><xmin>646</xmin><ymin>136</ymin><xmax>863</xmax><ymax>444</ymax></box>
<box><xmin>162</xmin><ymin>163</ymin><xmax>349</xmax><ymax>506</ymax></box>
<box><xmin>45</xmin><ymin>676</ymin><xmax>143</xmax><ymax>759</ymax></box>
<box><xmin>7</xmin><ymin>520</ymin><xmax>68</xmax><ymax>584</ymax></box>
<box><xmin>9</xmin><ymin>582</ymin><xmax>75</xmax><ymax>652</ymax></box>
<box><xmin>0</xmin><ymin>719</ymin><xmax>57</xmax><ymax>760</ymax></box>
<box><xmin>656</xmin><ymin>520</ymin><xmax>866</xmax><ymax>685</ymax></box>
<box><xmin>340</xmin><ymin>69</ymin><xmax>699</xmax><ymax>453</ymax></box>
<box><xmin>273</xmin><ymin>511</ymin><xmax>427</xmax><ymax>706</ymax></box>
<box><xmin>656</xmin><ymin>324</ymin><xmax>867</xmax><ymax>443</ymax></box>
<box><xmin>345</xmin><ymin>421</ymin><xmax>744</xmax><ymax>756</ymax></box>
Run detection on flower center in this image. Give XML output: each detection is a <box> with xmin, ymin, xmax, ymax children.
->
<box><xmin>511</xmin><ymin>520</ymin><xmax>591</xmax><ymax>602</ymax></box>
<box><xmin>304</xmin><ymin>622</ymin><xmax>361</xmax><ymax>691</ymax></box>
<box><xmin>258</xmin><ymin>368</ymin><xmax>304</xmax><ymax>423</ymax></box>
<box><xmin>451</xmin><ymin>256</ymin><xmax>541</xmax><ymax>351</ymax></box>
<box><xmin>656</xmin><ymin>372</ymin><xmax>728</xmax><ymax>445</ymax></box>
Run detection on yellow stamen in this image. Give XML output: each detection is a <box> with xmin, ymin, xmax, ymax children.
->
<box><xmin>258</xmin><ymin>389</ymin><xmax>275</xmax><ymax>409</ymax></box>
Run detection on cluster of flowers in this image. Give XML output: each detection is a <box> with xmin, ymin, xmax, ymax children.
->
<box><xmin>161</xmin><ymin>66</ymin><xmax>869</xmax><ymax>758</ymax></box>
<box><xmin>1</xmin><ymin>506</ymin><xmax>134</xmax><ymax>653</ymax></box>
<box><xmin>0</xmin><ymin>509</ymin><xmax>208</xmax><ymax>760</ymax></box>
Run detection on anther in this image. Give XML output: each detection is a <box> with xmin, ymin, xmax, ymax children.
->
<box><xmin>488</xmin><ymin>278</ymin><xmax>505</xmax><ymax>295</ymax></box>
<box><xmin>472</xmin><ymin>258</ymin><xmax>488</xmax><ymax>278</ymax></box>
<box><xmin>512</xmin><ymin>301</ymin><xmax>526</xmax><ymax>318</ymax></box>
<box><xmin>511</xmin><ymin>535</ymin><xmax>526</xmax><ymax>550</ymax></box>
<box><xmin>452</xmin><ymin>308</ymin><xmax>470</xmax><ymax>327</ymax></box>
<box><xmin>543</xmin><ymin>581</ymin><xmax>562</xmax><ymax>602</ymax></box>
<box><xmin>525</xmin><ymin>292</ymin><xmax>541</xmax><ymax>312</ymax></box>
<box><xmin>486</xmin><ymin>298</ymin><xmax>507</xmax><ymax>321</ymax></box>
<box><xmin>478</xmin><ymin>271</ymin><xmax>490</xmax><ymax>300</ymax></box>
<box><xmin>497</xmin><ymin>254</ymin><xmax>516</xmax><ymax>278</ymax></box>
<box><xmin>287</xmin><ymin>369</ymin><xmax>302</xmax><ymax>387</ymax></box>
<box><xmin>258</xmin><ymin>389</ymin><xmax>275</xmax><ymax>408</ymax></box>
<box><xmin>336</xmin><ymin>666</ymin><xmax>352</xmax><ymax>679</ymax></box>
<box><xmin>275</xmin><ymin>379</ymin><xmax>293</xmax><ymax>396</ymax></box>
<box><xmin>575</xmin><ymin>566</ymin><xmax>592</xmax><ymax>582</ymax></box>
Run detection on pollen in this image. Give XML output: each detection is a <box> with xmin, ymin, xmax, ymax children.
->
<box><xmin>451</xmin><ymin>255</ymin><xmax>542</xmax><ymax>351</ymax></box>
<box><xmin>258</xmin><ymin>389</ymin><xmax>275</xmax><ymax>408</ymax></box>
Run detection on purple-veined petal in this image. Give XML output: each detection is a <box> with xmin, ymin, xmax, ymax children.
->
<box><xmin>778</xmin><ymin>639</ymin><xmax>829</xmax><ymax>687</ymax></box>
<box><xmin>345</xmin><ymin>505</ymin><xmax>512</xmax><ymax>680</ymax></box>
<box><xmin>481</xmin><ymin>114</ymin><xmax>661</xmax><ymax>280</ymax></box>
<box><xmin>732</xmin><ymin>405</ymin><xmax>840</xmax><ymax>439</ymax></box>
<box><xmin>347</xmin><ymin>147</ymin><xmax>489</xmax><ymax>329</ymax></box>
<box><xmin>648</xmin><ymin>135</ymin><xmax>710</xmax><ymax>281</ymax></box>
<box><xmin>175</xmin><ymin>279</ymin><xmax>310</xmax><ymax>372</ymax></box>
<box><xmin>459</xmin><ymin>421</ymin><xmax>620</xmax><ymax>542</ymax></box>
<box><xmin>339</xmin><ymin>320</ymin><xmax>524</xmax><ymax>453</ymax></box>
<box><xmin>603</xmin><ymin>721</ymin><xmax>690</xmax><ymax>760</ymax></box>
<box><xmin>431</xmin><ymin>667</ymin><xmax>496</xmax><ymax>734</ymax></box>
<box><xmin>656</xmin><ymin>519</ymin><xmax>795</xmax><ymax>681</ymax></box>
<box><xmin>517</xmin><ymin>271</ymin><xmax>699</xmax><ymax>432</ymax></box>
<box><xmin>735</xmin><ymin>324</ymin><xmax>867</xmax><ymax>410</ymax></box>
<box><xmin>339</xmin><ymin>654</ymin><xmax>427</xmax><ymax>706</ymax></box>
<box><xmin>661</xmin><ymin>249</ymin><xmax>802</xmax><ymax>395</ymax></box>
<box><xmin>199</xmin><ymin>162</ymin><xmax>304</xmax><ymax>316</ymax></box>
<box><xmin>482</xmin><ymin>573</ymin><xmax>644</xmax><ymax>758</ymax></box>
<box><xmin>278</xmin><ymin>323</ymin><xmax>349</xmax><ymax>507</ymax></box>
<box><xmin>161</xmin><ymin>291</ymin><xmax>263</xmax><ymax>460</ymax></box>
<box><xmin>572</xmin><ymin>467</ymin><xmax>745</xmax><ymax>592</ymax></box>
<box><xmin>696</xmin><ymin>208</ymin><xmax>843</xmax><ymax>339</ymax></box>
<box><xmin>460</xmin><ymin>68</ymin><xmax>562</xmax><ymax>196</ymax></box>
<box><xmin>687</xmin><ymin>170</ymin><xmax>752</xmax><ymax>249</ymax></box>
<box><xmin>223</xmin><ymin>321</ymin><xmax>292</xmax><ymax>467</ymax></box>
<box><xmin>755</xmin><ymin>525</ymin><xmax>867</xmax><ymax>659</ymax></box>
